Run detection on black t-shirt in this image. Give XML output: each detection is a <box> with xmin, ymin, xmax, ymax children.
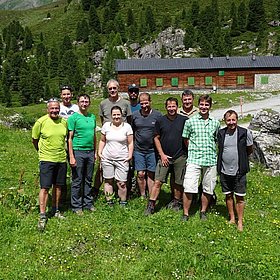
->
<box><xmin>155</xmin><ymin>114</ymin><xmax>188</xmax><ymax>160</ymax></box>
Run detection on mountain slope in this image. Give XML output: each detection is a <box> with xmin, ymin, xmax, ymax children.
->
<box><xmin>0</xmin><ymin>0</ymin><xmax>58</xmax><ymax>10</ymax></box>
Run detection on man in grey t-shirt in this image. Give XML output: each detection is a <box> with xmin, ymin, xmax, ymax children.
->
<box><xmin>217</xmin><ymin>110</ymin><xmax>253</xmax><ymax>232</ymax></box>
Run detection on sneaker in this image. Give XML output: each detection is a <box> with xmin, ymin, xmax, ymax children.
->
<box><xmin>200</xmin><ymin>211</ymin><xmax>207</xmax><ymax>221</ymax></box>
<box><xmin>54</xmin><ymin>210</ymin><xmax>66</xmax><ymax>219</ymax></box>
<box><xmin>144</xmin><ymin>201</ymin><xmax>155</xmax><ymax>216</ymax></box>
<box><xmin>119</xmin><ymin>201</ymin><xmax>128</xmax><ymax>208</ymax></box>
<box><xmin>181</xmin><ymin>215</ymin><xmax>189</xmax><ymax>222</ymax></box>
<box><xmin>38</xmin><ymin>216</ymin><xmax>47</xmax><ymax>231</ymax></box>
<box><xmin>107</xmin><ymin>201</ymin><xmax>114</xmax><ymax>207</ymax></box>
<box><xmin>74</xmin><ymin>209</ymin><xmax>83</xmax><ymax>216</ymax></box>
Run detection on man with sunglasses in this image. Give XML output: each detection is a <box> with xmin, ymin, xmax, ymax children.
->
<box><xmin>128</xmin><ymin>84</ymin><xmax>141</xmax><ymax>113</ymax></box>
<box><xmin>32</xmin><ymin>98</ymin><xmax>68</xmax><ymax>231</ymax></box>
<box><xmin>59</xmin><ymin>85</ymin><xmax>79</xmax><ymax>119</ymax></box>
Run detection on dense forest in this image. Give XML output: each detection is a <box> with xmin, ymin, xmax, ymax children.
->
<box><xmin>0</xmin><ymin>0</ymin><xmax>280</xmax><ymax>106</ymax></box>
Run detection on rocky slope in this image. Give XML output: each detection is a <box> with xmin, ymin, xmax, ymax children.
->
<box><xmin>0</xmin><ymin>0</ymin><xmax>57</xmax><ymax>10</ymax></box>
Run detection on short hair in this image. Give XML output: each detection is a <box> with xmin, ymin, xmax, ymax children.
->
<box><xmin>181</xmin><ymin>89</ymin><xmax>194</xmax><ymax>98</ymax></box>
<box><xmin>224</xmin><ymin>109</ymin><xmax>238</xmax><ymax>120</ymax></box>
<box><xmin>60</xmin><ymin>85</ymin><xmax>72</xmax><ymax>92</ymax></box>
<box><xmin>47</xmin><ymin>98</ymin><xmax>59</xmax><ymax>107</ymax></box>
<box><xmin>165</xmin><ymin>97</ymin><xmax>178</xmax><ymax>107</ymax></box>
<box><xmin>107</xmin><ymin>79</ymin><xmax>119</xmax><ymax>88</ymax></box>
<box><xmin>77</xmin><ymin>93</ymin><xmax>91</xmax><ymax>102</ymax></box>
<box><xmin>139</xmin><ymin>92</ymin><xmax>151</xmax><ymax>101</ymax></box>
<box><xmin>111</xmin><ymin>105</ymin><xmax>122</xmax><ymax>114</ymax></box>
<box><xmin>198</xmin><ymin>94</ymin><xmax>212</xmax><ymax>107</ymax></box>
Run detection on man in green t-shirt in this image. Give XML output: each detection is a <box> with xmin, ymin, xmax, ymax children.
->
<box><xmin>32</xmin><ymin>99</ymin><xmax>68</xmax><ymax>231</ymax></box>
<box><xmin>68</xmin><ymin>94</ymin><xmax>96</xmax><ymax>215</ymax></box>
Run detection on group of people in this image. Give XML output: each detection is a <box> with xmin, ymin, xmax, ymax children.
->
<box><xmin>32</xmin><ymin>79</ymin><xmax>253</xmax><ymax>232</ymax></box>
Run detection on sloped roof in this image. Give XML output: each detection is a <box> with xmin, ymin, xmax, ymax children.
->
<box><xmin>116</xmin><ymin>56</ymin><xmax>280</xmax><ymax>72</ymax></box>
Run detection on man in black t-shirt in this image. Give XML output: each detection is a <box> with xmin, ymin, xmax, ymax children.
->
<box><xmin>145</xmin><ymin>97</ymin><xmax>188</xmax><ymax>215</ymax></box>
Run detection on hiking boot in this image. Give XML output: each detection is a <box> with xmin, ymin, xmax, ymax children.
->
<box><xmin>54</xmin><ymin>210</ymin><xmax>66</xmax><ymax>219</ymax></box>
<box><xmin>38</xmin><ymin>216</ymin><xmax>47</xmax><ymax>232</ymax></box>
<box><xmin>166</xmin><ymin>199</ymin><xmax>181</xmax><ymax>211</ymax></box>
<box><xmin>144</xmin><ymin>201</ymin><xmax>155</xmax><ymax>216</ymax></box>
<box><xmin>181</xmin><ymin>215</ymin><xmax>189</xmax><ymax>222</ymax></box>
<box><xmin>119</xmin><ymin>201</ymin><xmax>128</xmax><ymax>208</ymax></box>
<box><xmin>200</xmin><ymin>211</ymin><xmax>207</xmax><ymax>221</ymax></box>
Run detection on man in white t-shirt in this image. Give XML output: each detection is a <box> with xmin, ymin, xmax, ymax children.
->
<box><xmin>59</xmin><ymin>85</ymin><xmax>79</xmax><ymax>119</ymax></box>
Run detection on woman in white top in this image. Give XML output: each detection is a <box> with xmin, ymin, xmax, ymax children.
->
<box><xmin>98</xmin><ymin>106</ymin><xmax>133</xmax><ymax>206</ymax></box>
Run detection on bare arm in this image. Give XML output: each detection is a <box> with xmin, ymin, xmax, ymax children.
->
<box><xmin>68</xmin><ymin>130</ymin><xmax>76</xmax><ymax>167</ymax></box>
<box><xmin>32</xmin><ymin>138</ymin><xmax>39</xmax><ymax>151</ymax></box>
<box><xmin>94</xmin><ymin>131</ymin><xmax>97</xmax><ymax>159</ymax></box>
<box><xmin>154</xmin><ymin>134</ymin><xmax>170</xmax><ymax>167</ymax></box>
<box><xmin>247</xmin><ymin>145</ymin><xmax>253</xmax><ymax>156</ymax></box>
<box><xmin>127</xmin><ymin>115</ymin><xmax>132</xmax><ymax>125</ymax></box>
<box><xmin>98</xmin><ymin>134</ymin><xmax>106</xmax><ymax>159</ymax></box>
<box><xmin>184</xmin><ymin>138</ymin><xmax>189</xmax><ymax>149</ymax></box>
<box><xmin>125</xmin><ymin>134</ymin><xmax>134</xmax><ymax>162</ymax></box>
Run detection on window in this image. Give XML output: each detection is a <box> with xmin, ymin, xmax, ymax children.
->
<box><xmin>260</xmin><ymin>76</ymin><xmax>269</xmax><ymax>84</ymax></box>
<box><xmin>156</xmin><ymin>78</ymin><xmax>163</xmax><ymax>87</ymax></box>
<box><xmin>140</xmin><ymin>78</ymin><xmax>147</xmax><ymax>87</ymax></box>
<box><xmin>188</xmin><ymin>77</ymin><xmax>195</xmax><ymax>86</ymax></box>
<box><xmin>171</xmin><ymin>77</ymin><xmax>179</xmax><ymax>87</ymax></box>
<box><xmin>205</xmin><ymin>76</ymin><xmax>213</xmax><ymax>85</ymax></box>
<box><xmin>219</xmin><ymin>70</ymin><xmax>225</xmax><ymax>76</ymax></box>
<box><xmin>237</xmin><ymin>76</ymin><xmax>245</xmax><ymax>85</ymax></box>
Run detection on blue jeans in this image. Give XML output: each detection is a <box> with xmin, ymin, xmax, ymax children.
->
<box><xmin>71</xmin><ymin>150</ymin><xmax>95</xmax><ymax>211</ymax></box>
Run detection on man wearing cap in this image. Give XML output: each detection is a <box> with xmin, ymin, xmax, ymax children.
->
<box><xmin>177</xmin><ymin>89</ymin><xmax>198</xmax><ymax>118</ymax></box>
<box><xmin>32</xmin><ymin>99</ymin><xmax>68</xmax><ymax>231</ymax></box>
<box><xmin>128</xmin><ymin>84</ymin><xmax>141</xmax><ymax>113</ymax></box>
<box><xmin>59</xmin><ymin>85</ymin><xmax>79</xmax><ymax>119</ymax></box>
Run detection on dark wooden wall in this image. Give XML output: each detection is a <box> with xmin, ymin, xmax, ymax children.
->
<box><xmin>117</xmin><ymin>69</ymin><xmax>280</xmax><ymax>92</ymax></box>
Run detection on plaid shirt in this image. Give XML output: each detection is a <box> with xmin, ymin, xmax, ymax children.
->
<box><xmin>182</xmin><ymin>113</ymin><xmax>220</xmax><ymax>166</ymax></box>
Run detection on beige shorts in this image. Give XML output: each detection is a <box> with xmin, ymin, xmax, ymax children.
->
<box><xmin>101</xmin><ymin>159</ymin><xmax>129</xmax><ymax>182</ymax></box>
<box><xmin>183</xmin><ymin>163</ymin><xmax>217</xmax><ymax>195</ymax></box>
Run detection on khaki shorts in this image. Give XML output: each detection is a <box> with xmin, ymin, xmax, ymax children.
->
<box><xmin>155</xmin><ymin>155</ymin><xmax>186</xmax><ymax>185</ymax></box>
<box><xmin>183</xmin><ymin>163</ymin><xmax>217</xmax><ymax>195</ymax></box>
<box><xmin>101</xmin><ymin>159</ymin><xmax>129</xmax><ymax>182</ymax></box>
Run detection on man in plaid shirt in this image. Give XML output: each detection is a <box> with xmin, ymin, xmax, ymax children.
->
<box><xmin>182</xmin><ymin>94</ymin><xmax>220</xmax><ymax>221</ymax></box>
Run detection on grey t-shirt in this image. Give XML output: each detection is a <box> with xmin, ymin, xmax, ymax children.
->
<box><xmin>222</xmin><ymin>128</ymin><xmax>253</xmax><ymax>175</ymax></box>
<box><xmin>99</xmin><ymin>98</ymin><xmax>132</xmax><ymax>124</ymax></box>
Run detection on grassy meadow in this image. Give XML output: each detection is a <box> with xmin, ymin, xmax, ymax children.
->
<box><xmin>0</xmin><ymin>92</ymin><xmax>279</xmax><ymax>279</ymax></box>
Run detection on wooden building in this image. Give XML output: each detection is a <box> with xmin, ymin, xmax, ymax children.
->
<box><xmin>116</xmin><ymin>55</ymin><xmax>280</xmax><ymax>92</ymax></box>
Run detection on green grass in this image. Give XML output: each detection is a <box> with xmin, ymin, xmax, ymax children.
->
<box><xmin>0</xmin><ymin>125</ymin><xmax>279</xmax><ymax>279</ymax></box>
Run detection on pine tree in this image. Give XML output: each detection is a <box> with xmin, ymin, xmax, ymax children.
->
<box><xmin>126</xmin><ymin>8</ymin><xmax>134</xmax><ymax>27</ymax></box>
<box><xmin>49</xmin><ymin>47</ymin><xmax>60</xmax><ymax>78</ymax></box>
<box><xmin>91</xmin><ymin>0</ymin><xmax>101</xmax><ymax>8</ymax></box>
<box><xmin>230</xmin><ymin>2</ymin><xmax>240</xmax><ymax>37</ymax></box>
<box><xmin>161</xmin><ymin>13</ymin><xmax>172</xmax><ymax>30</ymax></box>
<box><xmin>60</xmin><ymin>35</ymin><xmax>72</xmax><ymax>58</ymax></box>
<box><xmin>89</xmin><ymin>5</ymin><xmax>101</xmax><ymax>33</ymax></box>
<box><xmin>224</xmin><ymin>31</ymin><xmax>232</xmax><ymax>55</ymax></box>
<box><xmin>237</xmin><ymin>1</ymin><xmax>247</xmax><ymax>33</ymax></box>
<box><xmin>88</xmin><ymin>31</ymin><xmax>102</xmax><ymax>52</ymax></box>
<box><xmin>145</xmin><ymin>6</ymin><xmax>156</xmax><ymax>33</ymax></box>
<box><xmin>277</xmin><ymin>0</ymin><xmax>280</xmax><ymax>19</ymax></box>
<box><xmin>81</xmin><ymin>0</ymin><xmax>91</xmax><ymax>11</ymax></box>
<box><xmin>23</xmin><ymin>27</ymin><xmax>33</xmax><ymax>50</ymax></box>
<box><xmin>190</xmin><ymin>0</ymin><xmax>200</xmax><ymax>27</ymax></box>
<box><xmin>115</xmin><ymin>13</ymin><xmax>126</xmax><ymax>43</ymax></box>
<box><xmin>184</xmin><ymin>25</ymin><xmax>195</xmax><ymax>49</ymax></box>
<box><xmin>247</xmin><ymin>0</ymin><xmax>266</xmax><ymax>32</ymax></box>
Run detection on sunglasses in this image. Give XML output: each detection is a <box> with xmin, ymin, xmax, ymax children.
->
<box><xmin>108</xmin><ymin>87</ymin><xmax>117</xmax><ymax>90</ymax></box>
<box><xmin>60</xmin><ymin>85</ymin><xmax>72</xmax><ymax>91</ymax></box>
<box><xmin>47</xmin><ymin>98</ymin><xmax>59</xmax><ymax>103</ymax></box>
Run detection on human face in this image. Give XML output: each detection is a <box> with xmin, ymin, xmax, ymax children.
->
<box><xmin>166</xmin><ymin>101</ymin><xmax>178</xmax><ymax>117</ymax></box>
<box><xmin>139</xmin><ymin>96</ymin><xmax>151</xmax><ymax>113</ymax></box>
<box><xmin>128</xmin><ymin>90</ymin><xmax>139</xmax><ymax>101</ymax></box>
<box><xmin>111</xmin><ymin>109</ymin><xmax>122</xmax><ymax>124</ymax></box>
<box><xmin>225</xmin><ymin>113</ymin><xmax>238</xmax><ymax>131</ymax></box>
<box><xmin>60</xmin><ymin>89</ymin><xmax>72</xmax><ymax>106</ymax></box>
<box><xmin>182</xmin><ymin>95</ymin><xmax>194</xmax><ymax>110</ymax></box>
<box><xmin>199</xmin><ymin>100</ymin><xmax>211</xmax><ymax>118</ymax></box>
<box><xmin>107</xmin><ymin>82</ymin><xmax>119</xmax><ymax>99</ymax></box>
<box><xmin>48</xmin><ymin>101</ymin><xmax>60</xmax><ymax>119</ymax></box>
<box><xmin>78</xmin><ymin>96</ymin><xmax>90</xmax><ymax>112</ymax></box>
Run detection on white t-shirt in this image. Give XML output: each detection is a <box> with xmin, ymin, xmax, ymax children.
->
<box><xmin>59</xmin><ymin>103</ymin><xmax>79</xmax><ymax>119</ymax></box>
<box><xmin>101</xmin><ymin>122</ymin><xmax>133</xmax><ymax>160</ymax></box>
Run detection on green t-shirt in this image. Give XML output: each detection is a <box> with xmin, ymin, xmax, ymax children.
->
<box><xmin>67</xmin><ymin>112</ymin><xmax>96</xmax><ymax>150</ymax></box>
<box><xmin>32</xmin><ymin>114</ymin><xmax>67</xmax><ymax>162</ymax></box>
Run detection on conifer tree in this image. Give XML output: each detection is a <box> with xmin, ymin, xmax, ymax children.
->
<box><xmin>230</xmin><ymin>2</ymin><xmax>240</xmax><ymax>37</ymax></box>
<box><xmin>145</xmin><ymin>6</ymin><xmax>156</xmax><ymax>33</ymax></box>
<box><xmin>89</xmin><ymin>5</ymin><xmax>101</xmax><ymax>33</ymax></box>
<box><xmin>115</xmin><ymin>13</ymin><xmax>126</xmax><ymax>43</ymax></box>
<box><xmin>237</xmin><ymin>1</ymin><xmax>247</xmax><ymax>33</ymax></box>
<box><xmin>247</xmin><ymin>0</ymin><xmax>266</xmax><ymax>32</ymax></box>
<box><xmin>23</xmin><ymin>27</ymin><xmax>33</xmax><ymax>50</ymax></box>
<box><xmin>60</xmin><ymin>35</ymin><xmax>72</xmax><ymax>58</ymax></box>
<box><xmin>88</xmin><ymin>31</ymin><xmax>102</xmax><ymax>52</ymax></box>
<box><xmin>184</xmin><ymin>25</ymin><xmax>195</xmax><ymax>49</ymax></box>
<box><xmin>81</xmin><ymin>0</ymin><xmax>91</xmax><ymax>11</ymax></box>
<box><xmin>126</xmin><ymin>8</ymin><xmax>134</xmax><ymax>27</ymax></box>
<box><xmin>190</xmin><ymin>0</ymin><xmax>200</xmax><ymax>27</ymax></box>
<box><xmin>49</xmin><ymin>47</ymin><xmax>60</xmax><ymax>78</ymax></box>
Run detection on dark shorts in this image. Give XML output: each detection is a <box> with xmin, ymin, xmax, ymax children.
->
<box><xmin>155</xmin><ymin>154</ymin><xmax>186</xmax><ymax>185</ymax></box>
<box><xmin>220</xmin><ymin>173</ymin><xmax>247</xmax><ymax>196</ymax></box>
<box><xmin>134</xmin><ymin>151</ymin><xmax>157</xmax><ymax>172</ymax></box>
<box><xmin>39</xmin><ymin>161</ymin><xmax>67</xmax><ymax>189</ymax></box>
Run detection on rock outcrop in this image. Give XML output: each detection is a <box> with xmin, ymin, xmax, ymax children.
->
<box><xmin>249</xmin><ymin>109</ymin><xmax>280</xmax><ymax>175</ymax></box>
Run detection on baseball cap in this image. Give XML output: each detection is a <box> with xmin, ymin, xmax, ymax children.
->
<box><xmin>128</xmin><ymin>84</ymin><xmax>139</xmax><ymax>92</ymax></box>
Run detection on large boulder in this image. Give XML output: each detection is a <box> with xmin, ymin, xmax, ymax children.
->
<box><xmin>249</xmin><ymin>109</ymin><xmax>280</xmax><ymax>175</ymax></box>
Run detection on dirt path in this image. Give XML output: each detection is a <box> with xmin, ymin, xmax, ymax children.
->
<box><xmin>211</xmin><ymin>94</ymin><xmax>280</xmax><ymax>120</ymax></box>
